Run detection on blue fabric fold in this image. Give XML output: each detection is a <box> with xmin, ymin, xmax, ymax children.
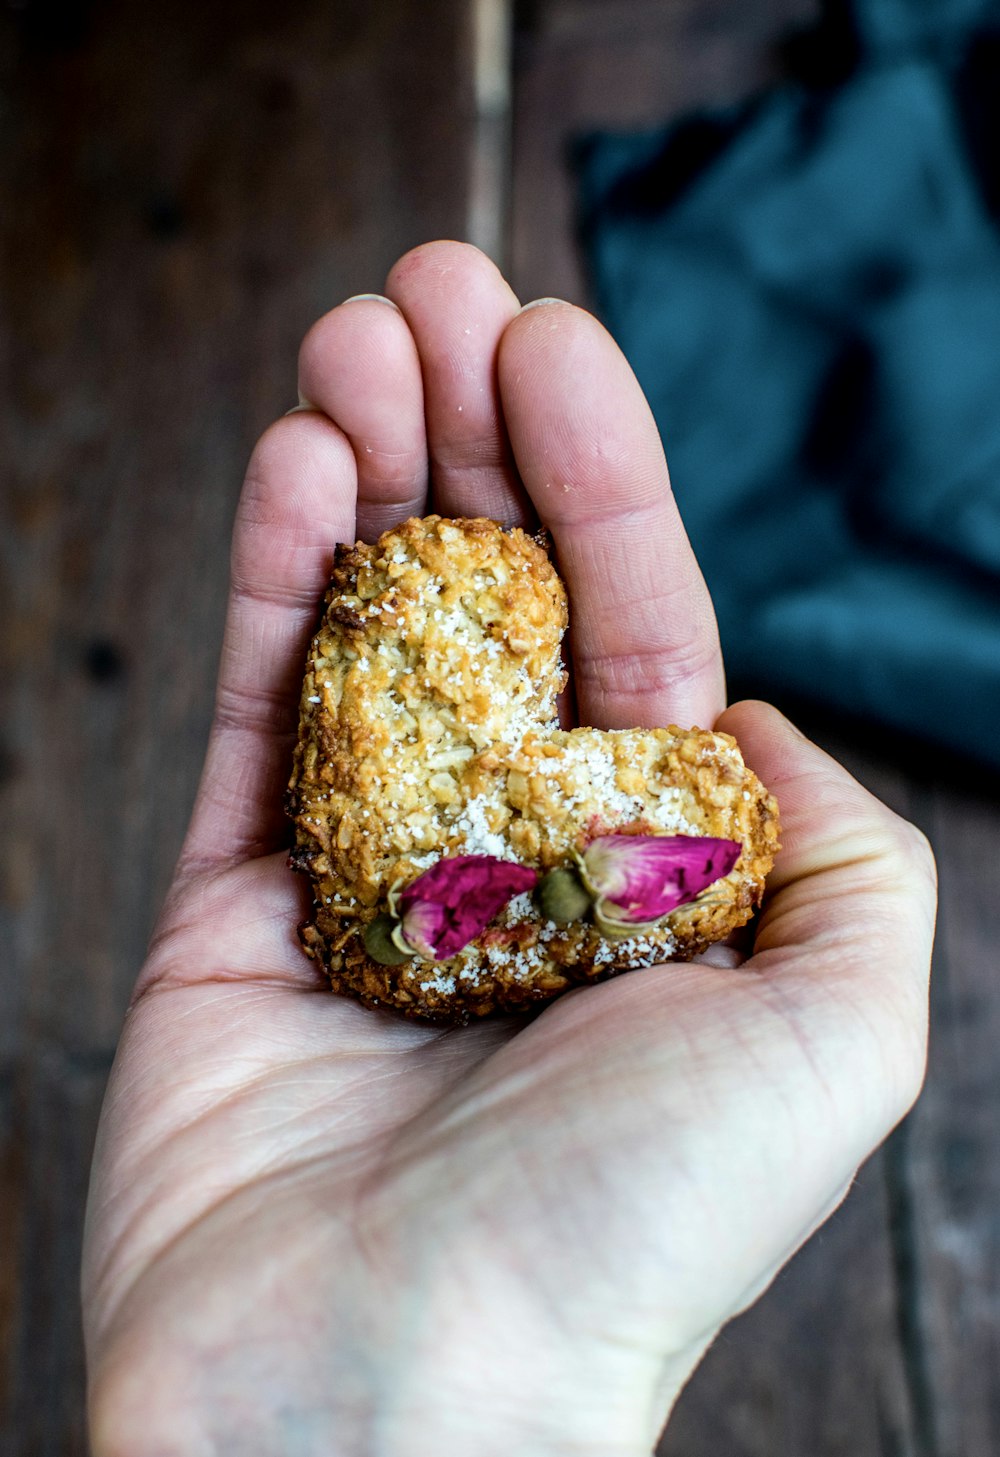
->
<box><xmin>576</xmin><ymin>0</ymin><xmax>1000</xmax><ymax>764</ymax></box>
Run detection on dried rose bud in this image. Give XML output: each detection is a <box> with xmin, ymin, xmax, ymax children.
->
<box><xmin>580</xmin><ymin>834</ymin><xmax>741</xmax><ymax>938</ymax></box>
<box><xmin>535</xmin><ymin>865</ymin><xmax>592</xmax><ymax>925</ymax></box>
<box><xmin>363</xmin><ymin>912</ymin><xmax>414</xmax><ymax>966</ymax></box>
<box><xmin>382</xmin><ymin>855</ymin><xmax>539</xmax><ymax>962</ymax></box>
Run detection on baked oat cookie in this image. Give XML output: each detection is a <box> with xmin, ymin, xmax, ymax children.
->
<box><xmin>287</xmin><ymin>516</ymin><xmax>779</xmax><ymax>1023</ymax></box>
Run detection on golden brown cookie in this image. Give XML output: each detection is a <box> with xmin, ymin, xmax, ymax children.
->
<box><xmin>287</xmin><ymin>516</ymin><xmax>779</xmax><ymax>1022</ymax></box>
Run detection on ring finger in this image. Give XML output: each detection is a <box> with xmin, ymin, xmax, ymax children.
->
<box><xmin>297</xmin><ymin>294</ymin><xmax>429</xmax><ymax>543</ymax></box>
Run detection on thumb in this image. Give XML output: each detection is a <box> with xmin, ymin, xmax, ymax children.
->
<box><xmin>716</xmin><ymin>699</ymin><xmax>936</xmax><ymax>1122</ymax></box>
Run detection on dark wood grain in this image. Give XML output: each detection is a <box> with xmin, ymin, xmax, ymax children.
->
<box><xmin>511</xmin><ymin>3</ymin><xmax>1000</xmax><ymax>1455</ymax></box>
<box><xmin>0</xmin><ymin>2</ymin><xmax>477</xmax><ymax>1448</ymax></box>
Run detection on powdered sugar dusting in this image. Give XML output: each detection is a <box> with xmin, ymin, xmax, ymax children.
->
<box><xmin>452</xmin><ymin>796</ymin><xmax>515</xmax><ymax>859</ymax></box>
<box><xmin>418</xmin><ymin>971</ymin><xmax>457</xmax><ymax>995</ymax></box>
<box><xmin>556</xmin><ymin>733</ymin><xmax>697</xmax><ymax>833</ymax></box>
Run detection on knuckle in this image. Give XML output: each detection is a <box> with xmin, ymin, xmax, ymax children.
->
<box><xmin>574</xmin><ymin>636</ymin><xmax>717</xmax><ymax>704</ymax></box>
<box><xmin>880</xmin><ymin>811</ymin><xmax>938</xmax><ymax>900</ymax></box>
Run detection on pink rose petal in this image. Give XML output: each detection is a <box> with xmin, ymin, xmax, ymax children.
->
<box><xmin>582</xmin><ymin>835</ymin><xmax>741</xmax><ymax>923</ymax></box>
<box><xmin>398</xmin><ymin>855</ymin><xmax>539</xmax><ymax>961</ymax></box>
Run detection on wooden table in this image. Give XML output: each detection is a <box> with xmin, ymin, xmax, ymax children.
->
<box><xmin>2</xmin><ymin>2</ymin><xmax>995</xmax><ymax>1452</ymax></box>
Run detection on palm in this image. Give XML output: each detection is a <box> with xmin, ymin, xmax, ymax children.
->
<box><xmin>83</xmin><ymin>245</ymin><xmax>933</xmax><ymax>1455</ymax></box>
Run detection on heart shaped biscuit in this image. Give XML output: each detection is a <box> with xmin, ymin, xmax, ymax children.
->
<box><xmin>288</xmin><ymin>516</ymin><xmax>779</xmax><ymax>1022</ymax></box>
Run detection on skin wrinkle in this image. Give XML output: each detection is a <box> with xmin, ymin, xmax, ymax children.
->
<box><xmin>563</xmin><ymin>549</ymin><xmax>699</xmax><ymax>632</ymax></box>
<box><xmin>572</xmin><ymin>639</ymin><xmax>723</xmax><ymax>716</ymax></box>
<box><xmin>180</xmin><ymin>748</ymin><xmax>293</xmax><ymax>867</ymax></box>
<box><xmin>760</xmin><ymin>875</ymin><xmax>913</xmax><ymax>940</ymax></box>
<box><xmin>176</xmin><ymin>826</ymin><xmax>291</xmax><ymax>883</ymax></box>
<box><xmin>92</xmin><ymin>1037</ymin><xmax>511</xmax><ymax>1346</ymax></box>
<box><xmin>750</xmin><ymin>760</ymin><xmax>930</xmax><ymax>892</ymax></box>
<box><xmin>143</xmin><ymin>858</ymin><xmax>306</xmax><ymax>971</ymax></box>
<box><xmin>743</xmin><ymin>978</ymin><xmax>845</xmax><ymax>1121</ymax></box>
<box><xmin>763</xmin><ymin>824</ymin><xmax>935</xmax><ymax>905</ymax></box>
<box><xmin>422</xmin><ymin>447</ymin><xmax>522</xmax><ymax>514</ymax></box>
<box><xmin>226</xmin><ymin>569</ymin><xmax>334</xmax><ymax>623</ymax></box>
<box><xmin>125</xmin><ymin>1054</ymin><xmax>376</xmax><ymax>1169</ymax></box>
<box><xmin>229</xmin><ymin>555</ymin><xmax>339</xmax><ymax>609</ymax></box>
<box><xmin>223</xmin><ymin>595</ymin><xmax>315</xmax><ymax>662</ymax></box>
<box><xmin>92</xmin><ymin>1165</ymin><xmax>355</xmax><ymax>1356</ymax></box>
<box><xmin>337</xmin><ymin>447</ymin><xmax>427</xmax><ymax>520</ymax></box>
<box><xmin>754</xmin><ymin>908</ymin><xmax>927</xmax><ymax>997</ymax></box>
<box><xmin>542</xmin><ymin>486</ymin><xmax>676</xmax><ymax>534</ymax></box>
<box><xmin>559</xmin><ymin>507</ymin><xmax>706</xmax><ymax>593</ymax></box>
<box><xmin>562</xmin><ymin>591</ymin><xmax>720</xmax><ymax>726</ymax></box>
<box><xmin>140</xmin><ymin>958</ymin><xmax>318</xmax><ymax>1000</ymax></box>
<box><xmin>521</xmin><ymin>434</ymin><xmax>664</xmax><ymax>510</ymax></box>
<box><xmin>435</xmin><ymin>337</ymin><xmax>496</xmax><ymax>393</ymax></box>
<box><xmin>231</xmin><ymin>508</ymin><xmax>347</xmax><ymax>577</ymax></box>
<box><xmin>758</xmin><ymin>944</ymin><xmax>927</xmax><ymax>1095</ymax></box>
<box><xmin>187</xmin><ymin>751</ymin><xmax>287</xmax><ymax>827</ymax></box>
<box><xmin>98</xmin><ymin>1054</ymin><xmax>388</xmax><ymax>1226</ymax></box>
<box><xmin>215</xmin><ymin>636</ymin><xmax>310</xmax><ymax>718</ymax></box>
<box><xmin>344</xmin><ymin>442</ymin><xmax>425</xmax><ymax>476</ymax></box>
<box><xmin>534</xmin><ymin>432</ymin><xmax>664</xmax><ymax>508</ymax></box>
<box><xmin>429</xmin><ymin>433</ymin><xmax>515</xmax><ymax>477</ymax></box>
<box><xmin>212</xmin><ymin>684</ymin><xmax>299</xmax><ymax>738</ymax></box>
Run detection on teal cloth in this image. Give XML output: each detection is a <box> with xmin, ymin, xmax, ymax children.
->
<box><xmin>576</xmin><ymin>0</ymin><xmax>1000</xmax><ymax>763</ymax></box>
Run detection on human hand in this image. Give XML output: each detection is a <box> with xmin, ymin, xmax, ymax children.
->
<box><xmin>83</xmin><ymin>242</ymin><xmax>935</xmax><ymax>1456</ymax></box>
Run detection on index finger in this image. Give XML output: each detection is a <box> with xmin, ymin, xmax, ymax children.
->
<box><xmin>497</xmin><ymin>300</ymin><xmax>725</xmax><ymax>732</ymax></box>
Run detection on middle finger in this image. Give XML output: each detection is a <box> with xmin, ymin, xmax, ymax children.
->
<box><xmin>385</xmin><ymin>241</ymin><xmax>534</xmax><ymax>526</ymax></box>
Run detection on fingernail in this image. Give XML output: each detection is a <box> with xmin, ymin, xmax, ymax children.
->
<box><xmin>341</xmin><ymin>292</ymin><xmax>401</xmax><ymax>310</ymax></box>
<box><xmin>519</xmin><ymin>297</ymin><xmax>569</xmax><ymax>312</ymax></box>
<box><xmin>285</xmin><ymin>390</ymin><xmax>318</xmax><ymax>417</ymax></box>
